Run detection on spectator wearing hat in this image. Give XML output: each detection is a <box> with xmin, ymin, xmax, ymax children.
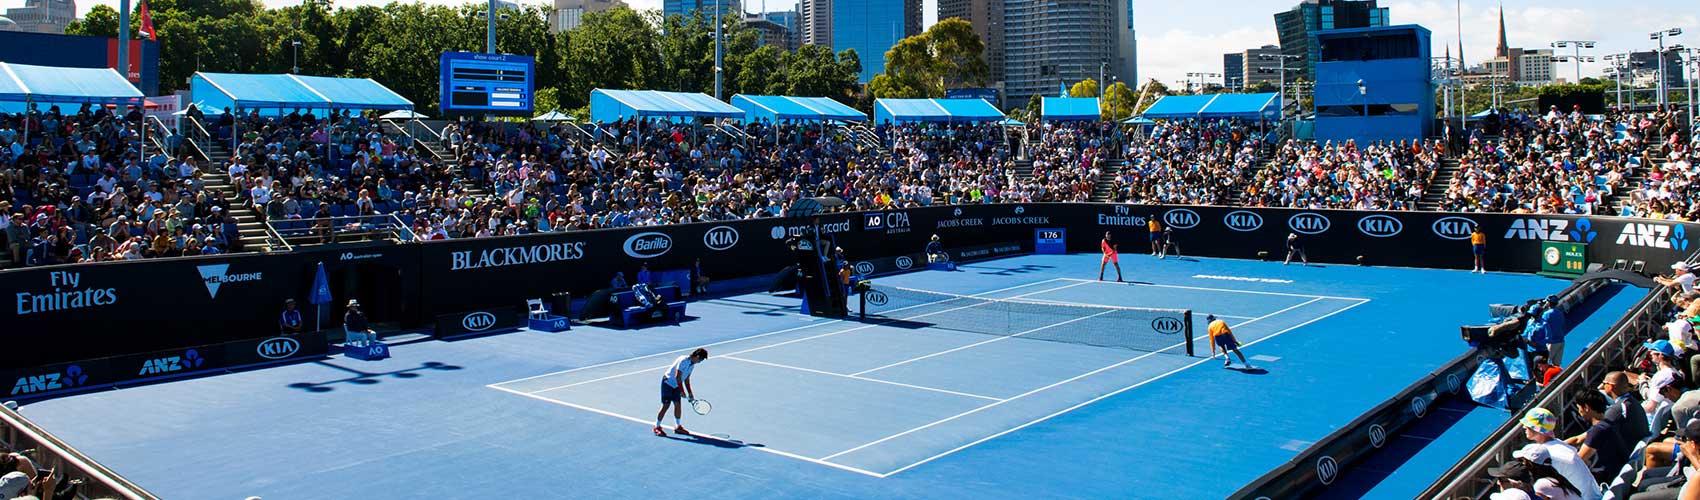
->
<box><xmin>280</xmin><ymin>299</ymin><xmax>303</xmax><ymax>334</ymax></box>
<box><xmin>1520</xmin><ymin>407</ymin><xmax>1603</xmax><ymax>499</ymax></box>
<box><xmin>0</xmin><ymin>451</ymin><xmax>56</xmax><ymax>500</ymax></box>
<box><xmin>1504</xmin><ymin>444</ymin><xmax>1588</xmax><ymax>500</ymax></box>
<box><xmin>1487</xmin><ymin>458</ymin><xmax>1536</xmax><ymax>500</ymax></box>
<box><xmin>344</xmin><ymin>299</ymin><xmax>374</xmax><ymax>346</ymax></box>
<box><xmin>1659</xmin><ymin>262</ymin><xmax>1697</xmax><ymax>295</ymax></box>
<box><xmin>1572</xmin><ymin>390</ymin><xmax>1631</xmax><ymax>484</ymax></box>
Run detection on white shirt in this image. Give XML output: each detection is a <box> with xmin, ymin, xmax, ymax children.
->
<box><xmin>1540</xmin><ymin>440</ymin><xmax>1602</xmax><ymax>500</ymax></box>
<box><xmin>1669</xmin><ymin>320</ymin><xmax>1696</xmax><ymax>354</ymax></box>
<box><xmin>1675</xmin><ymin>272</ymin><xmax>1696</xmax><ymax>294</ymax></box>
<box><xmin>1534</xmin><ymin>478</ymin><xmax>1581</xmax><ymax>500</ymax></box>
<box><xmin>661</xmin><ymin>355</ymin><xmax>695</xmax><ymax>389</ymax></box>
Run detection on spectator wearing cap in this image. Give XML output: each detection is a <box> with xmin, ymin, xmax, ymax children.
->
<box><xmin>3</xmin><ymin>213</ymin><xmax>26</xmax><ymax>267</ymax></box>
<box><xmin>1503</xmin><ymin>444</ymin><xmax>1588</xmax><ymax>500</ymax></box>
<box><xmin>1487</xmin><ymin>458</ymin><xmax>1537</xmax><ymax>500</ymax></box>
<box><xmin>1572</xmin><ymin>390</ymin><xmax>1631</xmax><ymax>484</ymax></box>
<box><xmin>0</xmin><ymin>451</ymin><xmax>54</xmax><ymax>500</ymax></box>
<box><xmin>1659</xmin><ymin>262</ymin><xmax>1697</xmax><ymax>295</ymax></box>
<box><xmin>344</xmin><ymin>299</ymin><xmax>374</xmax><ymax>346</ymax></box>
<box><xmin>280</xmin><ymin>299</ymin><xmax>303</xmax><ymax>334</ymax></box>
<box><xmin>1648</xmin><ymin>377</ymin><xmax>1686</xmax><ymax>443</ymax></box>
<box><xmin>1521</xmin><ymin>407</ymin><xmax>1604</xmax><ymax>499</ymax></box>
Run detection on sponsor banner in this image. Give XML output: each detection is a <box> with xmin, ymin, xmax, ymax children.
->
<box><xmin>435</xmin><ymin>307</ymin><xmax>524</xmax><ymax>338</ymax></box>
<box><xmin>3</xmin><ymin>330</ymin><xmax>328</xmax><ymax>399</ymax></box>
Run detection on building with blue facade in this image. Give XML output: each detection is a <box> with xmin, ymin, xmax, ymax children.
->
<box><xmin>1274</xmin><ymin>0</ymin><xmax>1388</xmax><ymax>82</ymax></box>
<box><xmin>1311</xmin><ymin>25</ymin><xmax>1433</xmax><ymax>144</ymax></box>
<box><xmin>664</xmin><ymin>0</ymin><xmax>741</xmax><ymax>19</ymax></box>
<box><xmin>830</xmin><ymin>0</ymin><xmax>920</xmax><ymax>82</ymax></box>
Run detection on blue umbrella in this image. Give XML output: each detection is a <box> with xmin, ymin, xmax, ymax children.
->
<box><xmin>310</xmin><ymin>262</ymin><xmax>332</xmax><ymax>331</ymax></box>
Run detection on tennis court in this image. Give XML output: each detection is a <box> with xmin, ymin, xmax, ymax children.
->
<box><xmin>14</xmin><ymin>252</ymin><xmax>1567</xmax><ymax>499</ymax></box>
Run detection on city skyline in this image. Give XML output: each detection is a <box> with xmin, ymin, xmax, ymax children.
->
<box><xmin>27</xmin><ymin>0</ymin><xmax>1698</xmax><ymax>90</ymax></box>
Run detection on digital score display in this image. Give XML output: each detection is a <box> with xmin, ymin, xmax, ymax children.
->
<box><xmin>439</xmin><ymin>51</ymin><xmax>534</xmax><ymax>115</ymax></box>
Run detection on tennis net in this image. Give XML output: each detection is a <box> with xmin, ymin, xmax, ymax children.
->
<box><xmin>859</xmin><ymin>286</ymin><xmax>1194</xmax><ymax>356</ymax></box>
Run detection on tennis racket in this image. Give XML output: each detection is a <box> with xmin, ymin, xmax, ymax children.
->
<box><xmin>688</xmin><ymin>396</ymin><xmax>712</xmax><ymax>415</ymax></box>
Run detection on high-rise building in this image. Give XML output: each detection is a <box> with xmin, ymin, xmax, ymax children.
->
<box><xmin>1224</xmin><ymin>53</ymin><xmax>1244</xmax><ymax>89</ymax></box>
<box><xmin>1</xmin><ymin>0</ymin><xmax>74</xmax><ymax>34</ymax></box>
<box><xmin>801</xmin><ymin>0</ymin><xmax>831</xmax><ymax>47</ymax></box>
<box><xmin>1273</xmin><ymin>0</ymin><xmax>1388</xmax><ymax>81</ymax></box>
<box><xmin>938</xmin><ymin>0</ymin><xmax>1005</xmax><ymax>84</ymax></box>
<box><xmin>1003</xmin><ymin>0</ymin><xmax>1135</xmax><ymax>105</ymax></box>
<box><xmin>1242</xmin><ymin>45</ymin><xmax>1283</xmax><ymax>88</ymax></box>
<box><xmin>552</xmin><ymin>0</ymin><xmax>624</xmax><ymax>32</ymax></box>
<box><xmin>1627</xmin><ymin>51</ymin><xmax>1688</xmax><ymax>89</ymax></box>
<box><xmin>745</xmin><ymin>14</ymin><xmax>800</xmax><ymax>51</ymax></box>
<box><xmin>665</xmin><ymin>0</ymin><xmax>742</xmax><ymax>20</ymax></box>
<box><xmin>828</xmin><ymin>0</ymin><xmax>921</xmax><ymax>81</ymax></box>
<box><xmin>1516</xmin><ymin>49</ymin><xmax>1554</xmax><ymax>86</ymax></box>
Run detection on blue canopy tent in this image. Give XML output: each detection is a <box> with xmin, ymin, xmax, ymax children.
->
<box><xmin>1138</xmin><ymin>94</ymin><xmax>1220</xmax><ymax>120</ymax></box>
<box><xmin>589</xmin><ymin>89</ymin><xmax>742</xmax><ymax>123</ymax></box>
<box><xmin>1138</xmin><ymin>92</ymin><xmax>1282</xmax><ymax>121</ymax></box>
<box><xmin>730</xmin><ymin>95</ymin><xmax>865</xmax><ymax>122</ymax></box>
<box><xmin>0</xmin><ymin>62</ymin><xmax>144</xmax><ymax>153</ymax></box>
<box><xmin>191</xmin><ymin>72</ymin><xmax>414</xmax><ymax>153</ymax></box>
<box><xmin>1041</xmin><ymin>97</ymin><xmax>1101</xmax><ymax>121</ymax></box>
<box><xmin>874</xmin><ymin>98</ymin><xmax>1006</xmax><ymax>124</ymax></box>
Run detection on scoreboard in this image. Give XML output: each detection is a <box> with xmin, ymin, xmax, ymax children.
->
<box><xmin>1035</xmin><ymin>228</ymin><xmax>1066</xmax><ymax>254</ymax></box>
<box><xmin>439</xmin><ymin>51</ymin><xmax>534</xmax><ymax>115</ymax></box>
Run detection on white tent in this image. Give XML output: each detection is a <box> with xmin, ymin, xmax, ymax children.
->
<box><xmin>532</xmin><ymin>110</ymin><xmax>575</xmax><ymax>122</ymax></box>
<box><xmin>380</xmin><ymin>109</ymin><xmax>428</xmax><ymax>120</ymax></box>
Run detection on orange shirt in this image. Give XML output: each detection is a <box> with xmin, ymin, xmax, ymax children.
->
<box><xmin>1208</xmin><ymin>319</ymin><xmax>1232</xmax><ymax>354</ymax></box>
<box><xmin>1471</xmin><ymin>232</ymin><xmax>1487</xmax><ymax>245</ymax></box>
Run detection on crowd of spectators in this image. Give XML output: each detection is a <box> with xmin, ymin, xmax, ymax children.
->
<box><xmin>1619</xmin><ymin>114</ymin><xmax>1700</xmax><ymax>221</ymax></box>
<box><xmin>1439</xmin><ymin>107</ymin><xmax>1665</xmax><ymax>215</ymax></box>
<box><xmin>1</xmin><ymin>105</ymin><xmax>241</xmax><ymax>269</ymax></box>
<box><xmin>1241</xmin><ymin>139</ymin><xmax>1442</xmax><ymax>210</ymax></box>
<box><xmin>1106</xmin><ymin>118</ymin><xmax>1265</xmax><ymax>205</ymax></box>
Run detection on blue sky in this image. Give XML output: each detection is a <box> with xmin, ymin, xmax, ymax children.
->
<box><xmin>43</xmin><ymin>0</ymin><xmax>1700</xmax><ymax>88</ymax></box>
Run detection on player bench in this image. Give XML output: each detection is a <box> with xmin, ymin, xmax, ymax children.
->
<box><xmin>609</xmin><ymin>285</ymin><xmax>687</xmax><ymax>328</ymax></box>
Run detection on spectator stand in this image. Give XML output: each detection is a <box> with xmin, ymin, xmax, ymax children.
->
<box><xmin>1</xmin><ymin>403</ymin><xmax>161</xmax><ymax>500</ymax></box>
<box><xmin>1138</xmin><ymin>92</ymin><xmax>1281</xmax><ymax>130</ymax></box>
<box><xmin>189</xmin><ymin>72</ymin><xmax>414</xmax><ymax>157</ymax></box>
<box><xmin>0</xmin><ymin>61</ymin><xmax>145</xmax><ymax>149</ymax></box>
<box><xmin>1422</xmin><ymin>254</ymin><xmax>1695</xmax><ymax>499</ymax></box>
<box><xmin>1040</xmin><ymin>97</ymin><xmax>1101</xmax><ymax>122</ymax></box>
<box><xmin>588</xmin><ymin>89</ymin><xmax>744</xmax><ymax>144</ymax></box>
<box><xmin>730</xmin><ymin>94</ymin><xmax>867</xmax><ymax>144</ymax></box>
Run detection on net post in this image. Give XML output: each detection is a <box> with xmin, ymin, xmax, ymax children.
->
<box><xmin>859</xmin><ymin>289</ymin><xmax>866</xmax><ymax>320</ymax></box>
<box><xmin>1184</xmin><ymin>310</ymin><xmax>1194</xmax><ymax>357</ymax></box>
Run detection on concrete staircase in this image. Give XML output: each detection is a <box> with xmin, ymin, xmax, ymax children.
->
<box><xmin>1416</xmin><ymin>158</ymin><xmax>1463</xmax><ymax>211</ymax></box>
<box><xmin>382</xmin><ymin>120</ymin><xmax>491</xmax><ymax>199</ymax></box>
<box><xmin>1090</xmin><ymin>159</ymin><xmax>1127</xmax><ymax>202</ymax></box>
<box><xmin>193</xmin><ymin>138</ymin><xmax>273</xmax><ymax>252</ymax></box>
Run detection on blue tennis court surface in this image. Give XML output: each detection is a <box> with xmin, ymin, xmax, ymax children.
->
<box><xmin>16</xmin><ymin>253</ymin><xmax>1567</xmax><ymax>499</ymax></box>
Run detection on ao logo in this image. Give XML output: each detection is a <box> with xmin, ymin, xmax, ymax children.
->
<box><xmin>1316</xmin><ymin>456</ymin><xmax>1339</xmax><ymax>485</ymax></box>
<box><xmin>865</xmin><ymin>290</ymin><xmax>890</xmax><ymax>306</ymax></box>
<box><xmin>770</xmin><ymin>226</ymin><xmax>786</xmax><ymax>239</ymax></box>
<box><xmin>1431</xmin><ymin>216</ymin><xmax>1478</xmax><ymax>240</ymax></box>
<box><xmin>1289</xmin><ymin>213</ymin><xmax>1331</xmax><ymax>234</ymax></box>
<box><xmin>953</xmin><ymin>208</ymin><xmax>963</xmax><ymax>217</ymax></box>
<box><xmin>624</xmin><ymin>232</ymin><xmax>673</xmax><ymax>258</ymax></box>
<box><xmin>256</xmin><ymin>337</ymin><xmax>302</xmax><ymax>360</ymax></box>
<box><xmin>1445</xmin><ymin>373</ymin><xmax>1462</xmax><ymax>393</ymax></box>
<box><xmin>1014</xmin><ymin>206</ymin><xmax>1025</xmax><ymax>215</ymax></box>
<box><xmin>1150</xmin><ymin>316</ymin><xmax>1185</xmax><ymax>335</ymax></box>
<box><xmin>704</xmin><ymin>226</ymin><xmax>739</xmax><ymax>251</ymax></box>
<box><xmin>1356</xmin><ymin>215</ymin><xmax>1402</xmax><ymax>237</ymax></box>
<box><xmin>1369</xmin><ymin>424</ymin><xmax>1388</xmax><ymax>448</ymax></box>
<box><xmin>1163</xmin><ymin>209</ymin><xmax>1200</xmax><ymax>229</ymax></box>
<box><xmin>463</xmin><ymin>312</ymin><xmax>497</xmax><ymax>332</ymax></box>
<box><xmin>895</xmin><ymin>256</ymin><xmax>914</xmax><ymax>270</ymax></box>
<box><xmin>854</xmin><ymin>261</ymin><xmax>876</xmax><ymax>275</ymax></box>
<box><xmin>1224</xmin><ymin>211</ymin><xmax>1263</xmax><ymax>232</ymax></box>
<box><xmin>1411</xmin><ymin>396</ymin><xmax>1429</xmax><ymax>418</ymax></box>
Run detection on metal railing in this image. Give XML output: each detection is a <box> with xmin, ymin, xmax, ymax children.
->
<box><xmin>1421</xmin><ymin>276</ymin><xmax>1679</xmax><ymax>499</ymax></box>
<box><xmin>1</xmin><ymin>404</ymin><xmax>161</xmax><ymax>500</ymax></box>
<box><xmin>263</xmin><ymin>214</ymin><xmax>419</xmax><ymax>250</ymax></box>
<box><xmin>140</xmin><ymin>115</ymin><xmax>173</xmax><ymax>161</ymax></box>
<box><xmin>180</xmin><ymin>115</ymin><xmax>216</xmax><ymax>162</ymax></box>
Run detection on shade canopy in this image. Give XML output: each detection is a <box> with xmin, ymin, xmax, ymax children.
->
<box><xmin>1041</xmin><ymin>97</ymin><xmax>1102</xmax><ymax>121</ymax></box>
<box><xmin>589</xmin><ymin>89</ymin><xmax>743</xmax><ymax>122</ymax></box>
<box><xmin>532</xmin><ymin>110</ymin><xmax>575</xmax><ymax>121</ymax></box>
<box><xmin>1140</xmin><ymin>93</ymin><xmax>1281</xmax><ymax>120</ymax></box>
<box><xmin>730</xmin><ymin>94</ymin><xmax>866</xmax><ymax>122</ymax></box>
<box><xmin>380</xmin><ymin>109</ymin><xmax>429</xmax><ymax>120</ymax></box>
<box><xmin>873</xmin><ymin>98</ymin><xmax>1006</xmax><ymax>124</ymax></box>
<box><xmin>190</xmin><ymin>72</ymin><xmax>413</xmax><ymax>111</ymax></box>
<box><xmin>0</xmin><ymin>62</ymin><xmax>142</xmax><ymax>105</ymax></box>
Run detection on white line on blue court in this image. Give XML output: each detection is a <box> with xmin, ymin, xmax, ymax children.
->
<box><xmin>847</xmin><ymin>309</ymin><xmax>1122</xmax><ymax>377</ymax></box>
<box><xmin>511</xmin><ymin>280</ymin><xmax>1099</xmax><ymax>395</ymax></box>
<box><xmin>490</xmin><ymin>277</ymin><xmax>1074</xmax><ymax>388</ymax></box>
<box><xmin>817</xmin><ymin>295</ymin><xmax>1329</xmax><ymax>461</ymax></box>
<box><xmin>485</xmin><ymin>384</ymin><xmax>891</xmax><ymax>478</ymax></box>
<box><xmin>722</xmin><ymin>355</ymin><xmax>1005</xmax><ymax>402</ymax></box>
<box><xmin>880</xmin><ymin>297</ymin><xmax>1371</xmax><ymax>476</ymax></box>
<box><xmin>1056</xmin><ymin>277</ymin><xmax>1370</xmax><ymax>301</ymax></box>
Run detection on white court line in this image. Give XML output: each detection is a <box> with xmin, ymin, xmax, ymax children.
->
<box><xmin>880</xmin><ymin>298</ymin><xmax>1372</xmax><ymax>476</ymax></box>
<box><xmin>820</xmin><ymin>295</ymin><xmax>1328</xmax><ymax>461</ymax></box>
<box><xmin>1056</xmin><ymin>277</ymin><xmax>1369</xmax><ymax>301</ymax></box>
<box><xmin>491</xmin><ymin>277</ymin><xmax>1071</xmax><ymax>388</ymax></box>
<box><xmin>520</xmin><ymin>280</ymin><xmax>1097</xmax><ymax>395</ymax></box>
<box><xmin>485</xmin><ymin>384</ymin><xmax>887</xmax><ymax>478</ymax></box>
<box><xmin>722</xmin><ymin>356</ymin><xmax>1004</xmax><ymax>402</ymax></box>
<box><xmin>849</xmin><ymin>309</ymin><xmax>1121</xmax><ymax>377</ymax></box>
<box><xmin>1006</xmin><ymin>297</ymin><xmax>1255</xmax><ymax>320</ymax></box>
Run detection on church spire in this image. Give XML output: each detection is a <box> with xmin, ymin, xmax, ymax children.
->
<box><xmin>1495</xmin><ymin>4</ymin><xmax>1509</xmax><ymax>58</ymax></box>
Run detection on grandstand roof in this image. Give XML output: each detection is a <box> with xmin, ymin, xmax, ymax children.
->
<box><xmin>730</xmin><ymin>95</ymin><xmax>866</xmax><ymax>122</ymax></box>
<box><xmin>873</xmin><ymin>98</ymin><xmax>1006</xmax><ymax>124</ymax></box>
<box><xmin>1041</xmin><ymin>97</ymin><xmax>1101</xmax><ymax>121</ymax></box>
<box><xmin>1140</xmin><ymin>93</ymin><xmax>1280</xmax><ymax>120</ymax></box>
<box><xmin>0</xmin><ymin>62</ymin><xmax>143</xmax><ymax>105</ymax></box>
<box><xmin>190</xmin><ymin>73</ymin><xmax>412</xmax><ymax>110</ymax></box>
<box><xmin>589</xmin><ymin>89</ymin><xmax>743</xmax><ymax>122</ymax></box>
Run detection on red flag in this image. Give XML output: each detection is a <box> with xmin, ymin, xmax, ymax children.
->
<box><xmin>138</xmin><ymin>0</ymin><xmax>156</xmax><ymax>41</ymax></box>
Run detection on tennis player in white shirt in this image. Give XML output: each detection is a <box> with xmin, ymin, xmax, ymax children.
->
<box><xmin>654</xmin><ymin>348</ymin><xmax>708</xmax><ymax>436</ymax></box>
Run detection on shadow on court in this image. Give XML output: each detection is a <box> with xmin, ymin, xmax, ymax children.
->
<box><xmin>287</xmin><ymin>361</ymin><xmax>463</xmax><ymax>393</ymax></box>
<box><xmin>659</xmin><ymin>433</ymin><xmax>766</xmax><ymax>449</ymax></box>
<box><xmin>969</xmin><ymin>264</ymin><xmax>1056</xmax><ymax>276</ymax></box>
<box><xmin>1227</xmin><ymin>366</ymin><xmax>1270</xmax><ymax>375</ymax></box>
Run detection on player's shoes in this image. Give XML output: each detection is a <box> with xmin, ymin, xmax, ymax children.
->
<box><xmin>1223</xmin><ymin>359</ymin><xmax>1232</xmax><ymax>367</ymax></box>
<box><xmin>674</xmin><ymin>426</ymin><xmax>691</xmax><ymax>436</ymax></box>
<box><xmin>652</xmin><ymin>426</ymin><xmax>665</xmax><ymax>436</ymax></box>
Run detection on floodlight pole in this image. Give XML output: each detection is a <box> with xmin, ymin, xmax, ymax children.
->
<box><xmin>487</xmin><ymin>0</ymin><xmax>498</xmax><ymax>53</ymax></box>
<box><xmin>118</xmin><ymin>0</ymin><xmax>130</xmax><ymax>88</ymax></box>
<box><xmin>714</xmin><ymin>0</ymin><xmax>724</xmax><ymax>101</ymax></box>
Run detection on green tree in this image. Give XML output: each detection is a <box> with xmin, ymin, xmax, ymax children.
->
<box><xmin>872</xmin><ymin>18</ymin><xmax>988</xmax><ymax>98</ymax></box>
<box><xmin>1069</xmin><ymin>78</ymin><xmax>1100</xmax><ymax>98</ymax></box>
<box><xmin>562</xmin><ymin>7</ymin><xmax>661</xmax><ymax>109</ymax></box>
<box><xmin>64</xmin><ymin>5</ymin><xmax>119</xmax><ymax>36</ymax></box>
<box><xmin>1102</xmin><ymin>81</ymin><xmax>1136</xmax><ymax>119</ymax></box>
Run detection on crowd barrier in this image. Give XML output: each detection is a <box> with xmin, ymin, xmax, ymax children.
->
<box><xmin>6</xmin><ymin>203</ymin><xmax>1697</xmax><ymax>393</ymax></box>
<box><xmin>1</xmin><ymin>404</ymin><xmax>161</xmax><ymax>499</ymax></box>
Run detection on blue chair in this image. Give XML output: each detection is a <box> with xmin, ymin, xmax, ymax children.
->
<box><xmin>328</xmin><ymin>204</ymin><xmax>346</xmax><ymax>218</ymax></box>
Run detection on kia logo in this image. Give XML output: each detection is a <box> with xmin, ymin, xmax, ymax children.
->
<box><xmin>1224</xmin><ymin>211</ymin><xmax>1264</xmax><ymax>232</ymax></box>
<box><xmin>1317</xmin><ymin>456</ymin><xmax>1339</xmax><ymax>485</ymax></box>
<box><xmin>895</xmin><ymin>256</ymin><xmax>914</xmax><ymax>269</ymax></box>
<box><xmin>865</xmin><ymin>290</ymin><xmax>889</xmax><ymax>306</ymax></box>
<box><xmin>703</xmin><ymin>226</ymin><xmax>739</xmax><ymax>251</ymax></box>
<box><xmin>463</xmin><ymin>312</ymin><xmax>497</xmax><ymax>332</ymax></box>
<box><xmin>1445</xmin><ymin>373</ymin><xmax>1462</xmax><ymax>393</ymax></box>
<box><xmin>624</xmin><ymin>232</ymin><xmax>673</xmax><ymax>258</ymax></box>
<box><xmin>853</xmin><ymin>261</ymin><xmax>875</xmax><ymax>275</ymax></box>
<box><xmin>1356</xmin><ymin>215</ymin><xmax>1403</xmax><ymax>237</ymax></box>
<box><xmin>1163</xmin><ymin>209</ymin><xmax>1200</xmax><ymax>229</ymax></box>
<box><xmin>256</xmin><ymin>337</ymin><xmax>302</xmax><ymax>360</ymax></box>
<box><xmin>1431</xmin><ymin>216</ymin><xmax>1477</xmax><ymax>240</ymax></box>
<box><xmin>1411</xmin><ymin>397</ymin><xmax>1429</xmax><ymax>418</ymax></box>
<box><xmin>1369</xmin><ymin>424</ymin><xmax>1388</xmax><ymax>448</ymax></box>
<box><xmin>1289</xmin><ymin>213</ymin><xmax>1331</xmax><ymax>235</ymax></box>
<box><xmin>1151</xmin><ymin>316</ymin><xmax>1185</xmax><ymax>335</ymax></box>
